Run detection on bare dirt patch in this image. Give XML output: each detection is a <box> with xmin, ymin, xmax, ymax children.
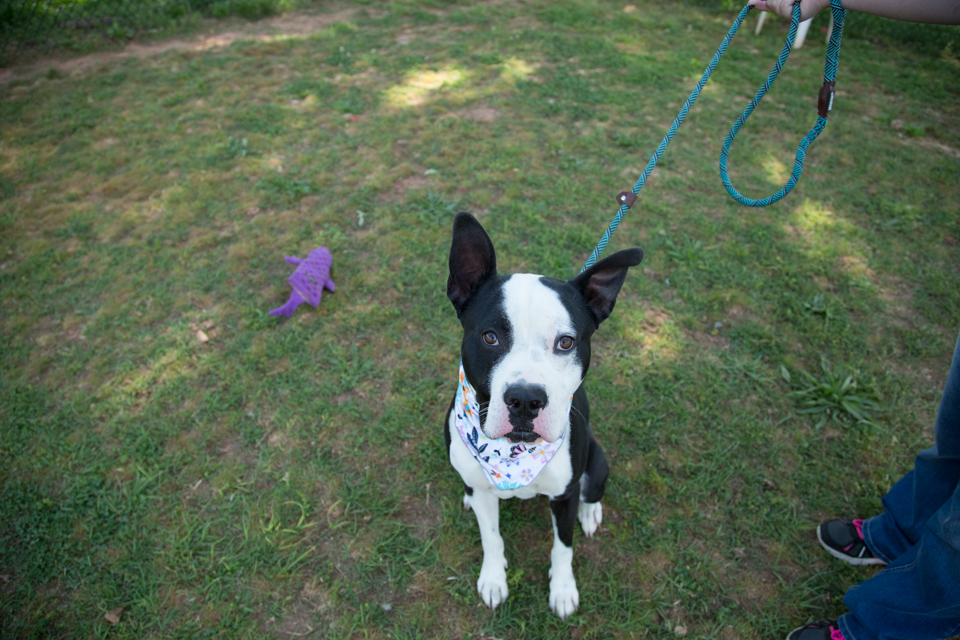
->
<box><xmin>724</xmin><ymin>304</ymin><xmax>759</xmax><ymax>325</ymax></box>
<box><xmin>687</xmin><ymin>329</ymin><xmax>729</xmax><ymax>350</ymax></box>
<box><xmin>391</xmin><ymin>174</ymin><xmax>430</xmax><ymax>193</ymax></box>
<box><xmin>877</xmin><ymin>275</ymin><xmax>917</xmax><ymax>328</ymax></box>
<box><xmin>635</xmin><ymin>549</ymin><xmax>672</xmax><ymax>596</ymax></box>
<box><xmin>269</xmin><ymin>597</ymin><xmax>327</xmax><ymax>638</ymax></box>
<box><xmin>217</xmin><ymin>437</ymin><xmax>256</xmax><ymax>465</ymax></box>
<box><xmin>395</xmin><ymin>30</ymin><xmax>417</xmax><ymax>46</ymax></box>
<box><xmin>0</xmin><ymin>7</ymin><xmax>359</xmax><ymax>84</ymax></box>
<box><xmin>397</xmin><ymin>488</ymin><xmax>442</xmax><ymax>540</ymax></box>
<box><xmin>641</xmin><ymin>306</ymin><xmax>670</xmax><ymax>329</ymax></box>
<box><xmin>733</xmin><ymin>568</ymin><xmax>781</xmax><ymax>612</ymax></box>
<box><xmin>94</xmin><ymin>137</ymin><xmax>120</xmax><ymax>150</ymax></box>
<box><xmin>462</xmin><ymin>107</ymin><xmax>500</xmax><ymax>122</ymax></box>
<box><xmin>904</xmin><ymin>137</ymin><xmax>960</xmax><ymax>159</ymax></box>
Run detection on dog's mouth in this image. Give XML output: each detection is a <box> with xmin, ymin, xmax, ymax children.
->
<box><xmin>504</xmin><ymin>429</ymin><xmax>539</xmax><ymax>443</ymax></box>
<box><xmin>501</xmin><ymin>410</ymin><xmax>548</xmax><ymax>443</ymax></box>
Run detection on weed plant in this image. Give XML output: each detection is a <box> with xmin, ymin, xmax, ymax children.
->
<box><xmin>785</xmin><ymin>358</ymin><xmax>882</xmax><ymax>428</ymax></box>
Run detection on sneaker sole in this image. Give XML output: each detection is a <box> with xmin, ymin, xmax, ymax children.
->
<box><xmin>786</xmin><ymin>624</ymin><xmax>807</xmax><ymax>640</ymax></box>
<box><xmin>817</xmin><ymin>524</ymin><xmax>887</xmax><ymax>566</ymax></box>
<box><xmin>786</xmin><ymin>625</ymin><xmax>816</xmax><ymax>640</ymax></box>
<box><xmin>785</xmin><ymin>623</ymin><xmax>840</xmax><ymax>640</ymax></box>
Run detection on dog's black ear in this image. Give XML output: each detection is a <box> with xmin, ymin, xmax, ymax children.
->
<box><xmin>448</xmin><ymin>211</ymin><xmax>497</xmax><ymax>317</ymax></box>
<box><xmin>569</xmin><ymin>248</ymin><xmax>644</xmax><ymax>326</ymax></box>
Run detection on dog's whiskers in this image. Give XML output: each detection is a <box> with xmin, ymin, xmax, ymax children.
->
<box><xmin>570</xmin><ymin>404</ymin><xmax>587</xmax><ymax>422</ymax></box>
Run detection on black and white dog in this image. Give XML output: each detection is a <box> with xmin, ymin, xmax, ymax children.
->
<box><xmin>444</xmin><ymin>211</ymin><xmax>644</xmax><ymax>619</ymax></box>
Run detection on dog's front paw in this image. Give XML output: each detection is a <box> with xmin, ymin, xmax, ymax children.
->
<box><xmin>549</xmin><ymin>573</ymin><xmax>579</xmax><ymax>620</ymax></box>
<box><xmin>477</xmin><ymin>562</ymin><xmax>509</xmax><ymax>610</ymax></box>
<box><xmin>463</xmin><ymin>494</ymin><xmax>472</xmax><ymax>511</ymax></box>
<box><xmin>577</xmin><ymin>500</ymin><xmax>602</xmax><ymax>537</ymax></box>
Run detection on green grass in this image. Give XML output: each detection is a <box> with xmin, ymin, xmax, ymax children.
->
<box><xmin>0</xmin><ymin>0</ymin><xmax>317</xmax><ymax>66</ymax></box>
<box><xmin>1</xmin><ymin>0</ymin><xmax>959</xmax><ymax>638</ymax></box>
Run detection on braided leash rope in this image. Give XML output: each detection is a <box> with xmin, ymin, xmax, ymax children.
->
<box><xmin>582</xmin><ymin>0</ymin><xmax>846</xmax><ymax>272</ymax></box>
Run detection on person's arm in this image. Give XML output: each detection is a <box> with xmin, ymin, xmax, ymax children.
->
<box><xmin>749</xmin><ymin>0</ymin><xmax>960</xmax><ymax>25</ymax></box>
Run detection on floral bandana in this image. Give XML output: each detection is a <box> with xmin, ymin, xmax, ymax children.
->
<box><xmin>453</xmin><ymin>362</ymin><xmax>567</xmax><ymax>491</ymax></box>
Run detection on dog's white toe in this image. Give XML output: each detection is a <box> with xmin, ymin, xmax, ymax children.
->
<box><xmin>463</xmin><ymin>494</ymin><xmax>472</xmax><ymax>511</ymax></box>
<box><xmin>549</xmin><ymin>573</ymin><xmax>579</xmax><ymax>620</ymax></box>
<box><xmin>578</xmin><ymin>501</ymin><xmax>602</xmax><ymax>537</ymax></box>
<box><xmin>477</xmin><ymin>563</ymin><xmax>508</xmax><ymax>610</ymax></box>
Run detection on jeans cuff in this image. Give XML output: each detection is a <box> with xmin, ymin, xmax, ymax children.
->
<box><xmin>862</xmin><ymin>515</ymin><xmax>897</xmax><ymax>565</ymax></box>
<box><xmin>839</xmin><ymin>613</ymin><xmax>871</xmax><ymax>640</ymax></box>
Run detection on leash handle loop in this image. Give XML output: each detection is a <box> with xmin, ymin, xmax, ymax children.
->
<box><xmin>719</xmin><ymin>1</ymin><xmax>846</xmax><ymax>208</ymax></box>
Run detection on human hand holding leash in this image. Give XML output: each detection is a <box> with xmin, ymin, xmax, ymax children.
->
<box><xmin>749</xmin><ymin>0</ymin><xmax>829</xmax><ymax>21</ymax></box>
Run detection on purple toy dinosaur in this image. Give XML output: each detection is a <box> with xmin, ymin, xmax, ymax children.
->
<box><xmin>269</xmin><ymin>247</ymin><xmax>335</xmax><ymax>318</ymax></box>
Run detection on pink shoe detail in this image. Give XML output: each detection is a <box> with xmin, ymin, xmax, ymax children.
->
<box><xmin>830</xmin><ymin>625</ymin><xmax>845</xmax><ymax>640</ymax></box>
<box><xmin>852</xmin><ymin>519</ymin><xmax>865</xmax><ymax>541</ymax></box>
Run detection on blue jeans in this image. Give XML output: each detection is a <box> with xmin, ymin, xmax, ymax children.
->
<box><xmin>839</xmin><ymin>333</ymin><xmax>960</xmax><ymax>640</ymax></box>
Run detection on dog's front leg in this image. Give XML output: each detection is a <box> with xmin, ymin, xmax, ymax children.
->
<box><xmin>548</xmin><ymin>495</ymin><xmax>580</xmax><ymax>619</ymax></box>
<box><xmin>469</xmin><ymin>489</ymin><xmax>509</xmax><ymax>609</ymax></box>
<box><xmin>548</xmin><ymin>489</ymin><xmax>580</xmax><ymax>619</ymax></box>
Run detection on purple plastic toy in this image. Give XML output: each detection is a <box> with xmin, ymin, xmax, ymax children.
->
<box><xmin>269</xmin><ymin>247</ymin><xmax>335</xmax><ymax>318</ymax></box>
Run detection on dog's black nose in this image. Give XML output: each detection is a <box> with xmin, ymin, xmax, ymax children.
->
<box><xmin>503</xmin><ymin>383</ymin><xmax>548</xmax><ymax>420</ymax></box>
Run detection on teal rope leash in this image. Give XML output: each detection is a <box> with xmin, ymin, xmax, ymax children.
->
<box><xmin>582</xmin><ymin>0</ymin><xmax>846</xmax><ymax>272</ymax></box>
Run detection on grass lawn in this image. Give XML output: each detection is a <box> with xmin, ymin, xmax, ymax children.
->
<box><xmin>1</xmin><ymin>0</ymin><xmax>959</xmax><ymax>637</ymax></box>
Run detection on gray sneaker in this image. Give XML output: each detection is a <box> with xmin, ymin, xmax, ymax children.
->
<box><xmin>817</xmin><ymin>519</ymin><xmax>886</xmax><ymax>566</ymax></box>
<box><xmin>786</xmin><ymin>620</ymin><xmax>844</xmax><ymax>640</ymax></box>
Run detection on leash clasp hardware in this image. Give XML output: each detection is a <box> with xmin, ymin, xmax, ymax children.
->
<box><xmin>616</xmin><ymin>191</ymin><xmax>637</xmax><ymax>209</ymax></box>
<box><xmin>818</xmin><ymin>80</ymin><xmax>836</xmax><ymax>118</ymax></box>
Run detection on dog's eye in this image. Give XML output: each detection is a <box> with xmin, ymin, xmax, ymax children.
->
<box><xmin>482</xmin><ymin>331</ymin><xmax>499</xmax><ymax>346</ymax></box>
<box><xmin>558</xmin><ymin>336</ymin><xmax>575</xmax><ymax>351</ymax></box>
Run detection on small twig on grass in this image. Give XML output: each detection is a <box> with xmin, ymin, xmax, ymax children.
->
<box><xmin>257</xmin><ymin>428</ymin><xmax>274</xmax><ymax>447</ymax></box>
<box><xmin>280</xmin><ymin>626</ymin><xmax>315</xmax><ymax>637</ymax></box>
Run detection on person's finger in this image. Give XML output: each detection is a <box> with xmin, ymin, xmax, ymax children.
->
<box><xmin>749</xmin><ymin>0</ymin><xmax>795</xmax><ymax>20</ymax></box>
<box><xmin>774</xmin><ymin>0</ymin><xmax>796</xmax><ymax>20</ymax></box>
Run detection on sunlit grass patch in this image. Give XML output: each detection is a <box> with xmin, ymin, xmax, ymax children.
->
<box><xmin>500</xmin><ymin>56</ymin><xmax>538</xmax><ymax>82</ymax></box>
<box><xmin>761</xmin><ymin>154</ymin><xmax>789</xmax><ymax>186</ymax></box>
<box><xmin>384</xmin><ymin>65</ymin><xmax>467</xmax><ymax>107</ymax></box>
<box><xmin>792</xmin><ymin>198</ymin><xmax>841</xmax><ymax>233</ymax></box>
<box><xmin>618</xmin><ymin>306</ymin><xmax>684</xmax><ymax>363</ymax></box>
